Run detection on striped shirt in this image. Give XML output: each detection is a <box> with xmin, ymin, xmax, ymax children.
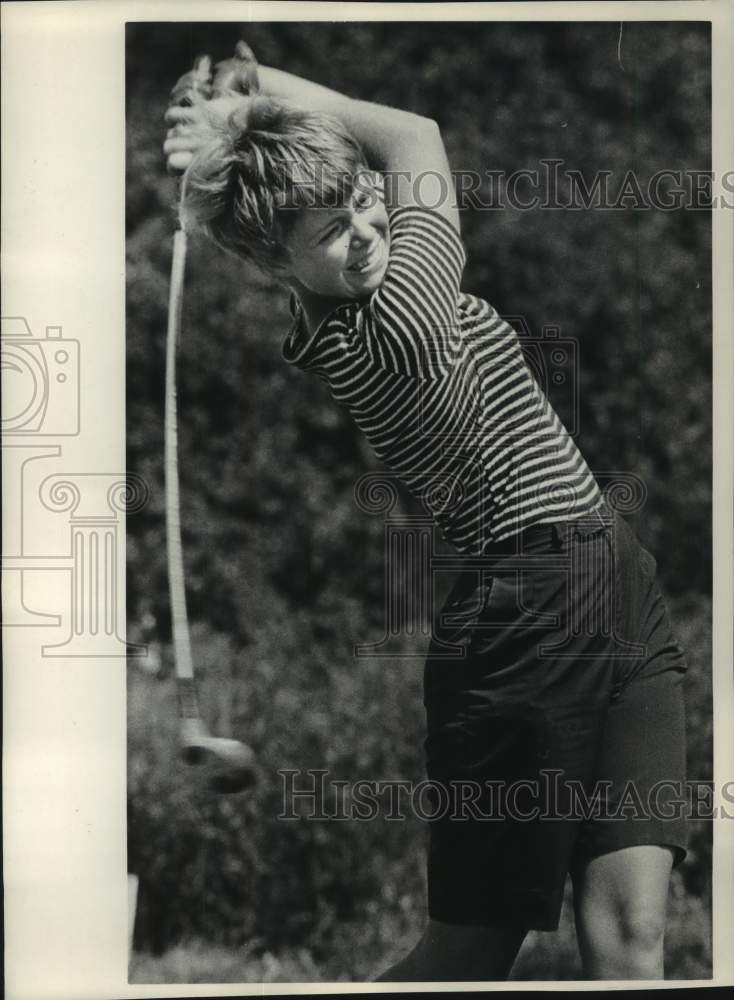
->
<box><xmin>282</xmin><ymin>206</ymin><xmax>603</xmax><ymax>553</ymax></box>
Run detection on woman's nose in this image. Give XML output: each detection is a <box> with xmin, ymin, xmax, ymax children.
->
<box><xmin>350</xmin><ymin>214</ymin><xmax>372</xmax><ymax>245</ymax></box>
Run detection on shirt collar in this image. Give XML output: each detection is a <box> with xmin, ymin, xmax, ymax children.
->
<box><xmin>282</xmin><ymin>292</ymin><xmax>359</xmax><ymax>369</ymax></box>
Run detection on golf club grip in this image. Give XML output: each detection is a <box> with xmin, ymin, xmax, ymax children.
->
<box><xmin>164</xmin><ymin>228</ymin><xmax>196</xmax><ymax>688</ymax></box>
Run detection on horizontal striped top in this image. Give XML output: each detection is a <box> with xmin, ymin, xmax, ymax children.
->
<box><xmin>282</xmin><ymin>206</ymin><xmax>603</xmax><ymax>553</ymax></box>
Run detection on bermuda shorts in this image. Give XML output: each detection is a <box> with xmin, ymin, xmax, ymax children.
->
<box><xmin>423</xmin><ymin>501</ymin><xmax>689</xmax><ymax>931</ymax></box>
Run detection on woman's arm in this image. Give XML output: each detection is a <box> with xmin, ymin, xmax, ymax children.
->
<box><xmin>258</xmin><ymin>68</ymin><xmax>458</xmax><ymax>228</ymax></box>
<box><xmin>164</xmin><ymin>63</ymin><xmax>459</xmax><ymax>230</ymax></box>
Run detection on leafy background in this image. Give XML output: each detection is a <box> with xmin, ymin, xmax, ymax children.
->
<box><xmin>126</xmin><ymin>21</ymin><xmax>712</xmax><ymax>982</ymax></box>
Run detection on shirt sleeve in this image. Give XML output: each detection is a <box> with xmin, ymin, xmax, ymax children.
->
<box><xmin>360</xmin><ymin>206</ymin><xmax>467</xmax><ymax>379</ymax></box>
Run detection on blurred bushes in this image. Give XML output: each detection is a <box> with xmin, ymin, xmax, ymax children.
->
<box><xmin>126</xmin><ymin>21</ymin><xmax>711</xmax><ymax>978</ymax></box>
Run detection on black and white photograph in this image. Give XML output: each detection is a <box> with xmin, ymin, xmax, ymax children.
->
<box><xmin>126</xmin><ymin>15</ymin><xmax>717</xmax><ymax>986</ymax></box>
<box><xmin>3</xmin><ymin>3</ymin><xmax>734</xmax><ymax>997</ymax></box>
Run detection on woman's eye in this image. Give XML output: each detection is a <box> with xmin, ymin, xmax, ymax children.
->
<box><xmin>318</xmin><ymin>224</ymin><xmax>341</xmax><ymax>244</ymax></box>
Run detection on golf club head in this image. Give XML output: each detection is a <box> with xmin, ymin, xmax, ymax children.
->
<box><xmin>179</xmin><ymin>718</ymin><xmax>259</xmax><ymax>793</ymax></box>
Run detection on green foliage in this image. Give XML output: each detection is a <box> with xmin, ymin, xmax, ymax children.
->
<box><xmin>127</xmin><ymin>21</ymin><xmax>712</xmax><ymax>980</ymax></box>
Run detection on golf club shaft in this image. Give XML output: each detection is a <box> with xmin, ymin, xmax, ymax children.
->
<box><xmin>164</xmin><ymin>227</ymin><xmax>199</xmax><ymax>720</ymax></box>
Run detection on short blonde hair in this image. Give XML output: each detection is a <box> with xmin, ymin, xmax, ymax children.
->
<box><xmin>179</xmin><ymin>96</ymin><xmax>365</xmax><ymax>272</ymax></box>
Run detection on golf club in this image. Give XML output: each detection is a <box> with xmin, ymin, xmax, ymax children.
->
<box><xmin>164</xmin><ymin>48</ymin><xmax>260</xmax><ymax>793</ymax></box>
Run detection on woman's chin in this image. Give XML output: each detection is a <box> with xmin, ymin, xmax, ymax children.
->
<box><xmin>342</xmin><ymin>263</ymin><xmax>388</xmax><ymax>298</ymax></box>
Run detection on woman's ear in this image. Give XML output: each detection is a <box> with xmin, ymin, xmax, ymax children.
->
<box><xmin>266</xmin><ymin>252</ymin><xmax>294</xmax><ymax>283</ymax></box>
<box><xmin>270</xmin><ymin>237</ymin><xmax>295</xmax><ymax>275</ymax></box>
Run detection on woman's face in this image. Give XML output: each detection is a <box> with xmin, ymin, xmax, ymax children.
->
<box><xmin>282</xmin><ymin>173</ymin><xmax>390</xmax><ymax>300</ymax></box>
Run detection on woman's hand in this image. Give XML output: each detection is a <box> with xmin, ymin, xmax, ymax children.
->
<box><xmin>163</xmin><ymin>94</ymin><xmax>249</xmax><ymax>172</ymax></box>
<box><xmin>169</xmin><ymin>54</ymin><xmax>214</xmax><ymax>106</ymax></box>
<box><xmin>163</xmin><ymin>42</ymin><xmax>259</xmax><ymax>173</ymax></box>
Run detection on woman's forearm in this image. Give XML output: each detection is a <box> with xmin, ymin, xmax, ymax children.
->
<box><xmin>165</xmin><ymin>62</ymin><xmax>459</xmax><ymax>227</ymax></box>
<box><xmin>258</xmin><ymin>65</ymin><xmax>458</xmax><ymax>227</ymax></box>
<box><xmin>258</xmin><ymin>65</ymin><xmax>430</xmax><ymax>163</ymax></box>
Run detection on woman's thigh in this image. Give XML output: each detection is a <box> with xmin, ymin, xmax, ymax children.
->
<box><xmin>572</xmin><ymin>844</ymin><xmax>675</xmax><ymax>953</ymax></box>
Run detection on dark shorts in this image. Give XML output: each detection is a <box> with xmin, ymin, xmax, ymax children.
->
<box><xmin>423</xmin><ymin>501</ymin><xmax>689</xmax><ymax>931</ymax></box>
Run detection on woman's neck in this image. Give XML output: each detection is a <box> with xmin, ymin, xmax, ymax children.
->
<box><xmin>289</xmin><ymin>280</ymin><xmax>350</xmax><ymax>334</ymax></box>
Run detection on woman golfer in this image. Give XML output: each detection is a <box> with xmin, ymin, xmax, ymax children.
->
<box><xmin>163</xmin><ymin>47</ymin><xmax>689</xmax><ymax>981</ymax></box>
